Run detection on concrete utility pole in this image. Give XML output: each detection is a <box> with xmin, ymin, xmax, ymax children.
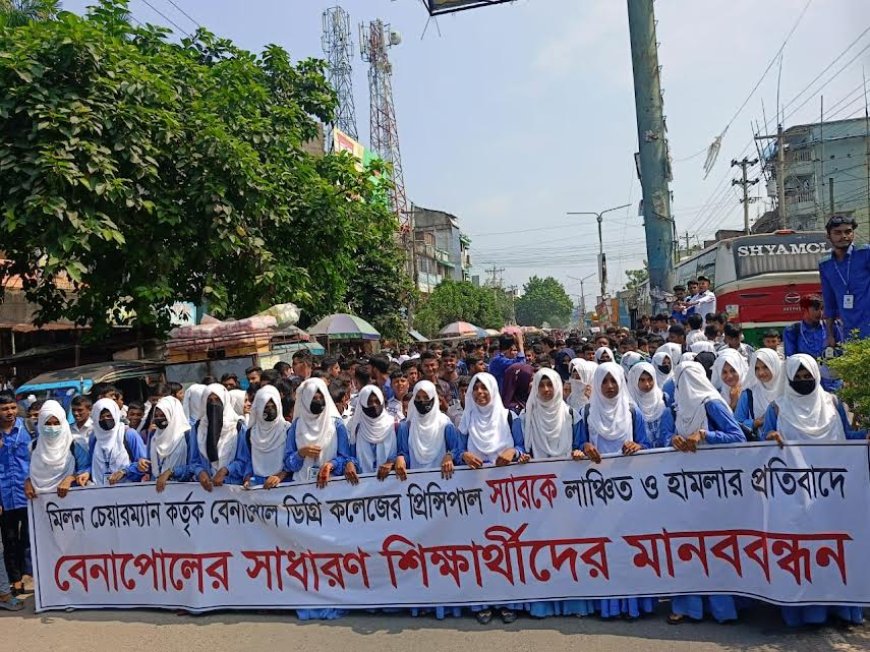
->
<box><xmin>627</xmin><ymin>0</ymin><xmax>674</xmax><ymax>307</ymax></box>
<box><xmin>731</xmin><ymin>157</ymin><xmax>759</xmax><ymax>235</ymax></box>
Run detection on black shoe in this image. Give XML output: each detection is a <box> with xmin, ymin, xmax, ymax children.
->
<box><xmin>475</xmin><ymin>609</ymin><xmax>493</xmax><ymax>625</ymax></box>
<box><xmin>500</xmin><ymin>608</ymin><xmax>518</xmax><ymax>624</ymax></box>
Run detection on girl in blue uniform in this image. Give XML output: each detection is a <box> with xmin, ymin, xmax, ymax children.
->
<box><xmin>627</xmin><ymin>362</ymin><xmax>675</xmax><ymax>449</ymax></box>
<box><xmin>231</xmin><ymin>386</ymin><xmax>290</xmax><ymax>489</ymax></box>
<box><xmin>348</xmin><ymin>386</ymin><xmax>398</xmax><ymax>479</ymax></box>
<box><xmin>89</xmin><ymin>398</ymin><xmax>146</xmax><ymax>486</ymax></box>
<box><xmin>734</xmin><ymin>349</ymin><xmax>782</xmax><ymax>441</ymax></box>
<box><xmin>145</xmin><ymin>396</ymin><xmax>200</xmax><ymax>491</ymax></box>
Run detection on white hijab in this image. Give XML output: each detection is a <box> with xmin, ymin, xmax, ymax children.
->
<box><xmin>652</xmin><ymin>348</ymin><xmax>676</xmax><ymax>386</ymax></box>
<box><xmin>712</xmin><ymin>348</ymin><xmax>748</xmax><ymax>404</ymax></box>
<box><xmin>459</xmin><ymin>372</ymin><xmax>513</xmax><ymax>462</ymax></box>
<box><xmin>249</xmin><ymin>385</ymin><xmax>288</xmax><ymax>477</ymax></box>
<box><xmin>674</xmin><ymin>362</ymin><xmax>728</xmax><ymax>437</ymax></box>
<box><xmin>686</xmin><ymin>330</ymin><xmax>707</xmax><ymax>349</ymax></box>
<box><xmin>183</xmin><ymin>384</ymin><xmax>206</xmax><ymax>421</ymax></box>
<box><xmin>196</xmin><ymin>383</ymin><xmax>241</xmax><ymax>472</ymax></box>
<box><xmin>627</xmin><ymin>362</ymin><xmax>665</xmax><ymax>422</ymax></box>
<box><xmin>407</xmin><ymin>380</ymin><xmax>450</xmax><ymax>469</ymax></box>
<box><xmin>522</xmin><ymin>368</ymin><xmax>573</xmax><ymax>459</ymax></box>
<box><xmin>229</xmin><ymin>389</ymin><xmax>247</xmax><ymax>425</ymax></box>
<box><xmin>149</xmin><ymin>396</ymin><xmax>189</xmax><ymax>477</ymax></box>
<box><xmin>587</xmin><ymin>362</ymin><xmax>633</xmax><ymax>449</ymax></box>
<box><xmin>594</xmin><ymin>347</ymin><xmax>615</xmax><ymax>364</ymax></box>
<box><xmin>620</xmin><ymin>351</ymin><xmax>643</xmax><ymax>374</ymax></box>
<box><xmin>348</xmin><ymin>385</ymin><xmax>397</xmax><ymax>473</ymax></box>
<box><xmin>690</xmin><ymin>340</ymin><xmax>716</xmax><ymax>354</ymax></box>
<box><xmin>777</xmin><ymin>354</ymin><xmax>845</xmax><ymax>442</ymax></box>
<box><xmin>91</xmin><ymin>398</ymin><xmax>131</xmax><ymax>486</ymax></box>
<box><xmin>29</xmin><ymin>400</ymin><xmax>75</xmax><ymax>491</ymax></box>
<box><xmin>293</xmin><ymin>378</ymin><xmax>341</xmax><ymax>479</ymax></box>
<box><xmin>567</xmin><ymin>358</ymin><xmax>596</xmax><ymax>411</ymax></box>
<box><xmin>746</xmin><ymin>348</ymin><xmax>784</xmax><ymax>418</ymax></box>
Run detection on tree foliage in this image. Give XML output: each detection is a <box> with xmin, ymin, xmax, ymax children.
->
<box><xmin>414</xmin><ymin>280</ymin><xmax>503</xmax><ymax>338</ymax></box>
<box><xmin>0</xmin><ymin>0</ymin><xmax>408</xmax><ymax>338</ymax></box>
<box><xmin>515</xmin><ymin>276</ymin><xmax>572</xmax><ymax>328</ymax></box>
<box><xmin>0</xmin><ymin>0</ymin><xmax>58</xmax><ymax>27</ymax></box>
<box><xmin>827</xmin><ymin>336</ymin><xmax>870</xmax><ymax>428</ymax></box>
<box><xmin>623</xmin><ymin>260</ymin><xmax>649</xmax><ymax>293</ymax></box>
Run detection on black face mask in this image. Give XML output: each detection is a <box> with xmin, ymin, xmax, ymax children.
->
<box><xmin>789</xmin><ymin>378</ymin><xmax>816</xmax><ymax>396</ymax></box>
<box><xmin>153</xmin><ymin>417</ymin><xmax>169</xmax><ymax>430</ymax></box>
<box><xmin>98</xmin><ymin>418</ymin><xmax>115</xmax><ymax>431</ymax></box>
<box><xmin>309</xmin><ymin>399</ymin><xmax>325</xmax><ymax>415</ymax></box>
<box><xmin>362</xmin><ymin>404</ymin><xmax>383</xmax><ymax>419</ymax></box>
<box><xmin>263</xmin><ymin>404</ymin><xmax>278</xmax><ymax>422</ymax></box>
<box><xmin>414</xmin><ymin>399</ymin><xmax>436</xmax><ymax>415</ymax></box>
<box><xmin>205</xmin><ymin>402</ymin><xmax>224</xmax><ymax>463</ymax></box>
<box><xmin>657</xmin><ymin>364</ymin><xmax>670</xmax><ymax>374</ymax></box>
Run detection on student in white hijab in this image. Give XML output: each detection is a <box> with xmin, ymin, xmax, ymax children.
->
<box><xmin>513</xmin><ymin>368</ymin><xmax>580</xmax><ymax>461</ymax></box>
<box><xmin>348</xmin><ymin>385</ymin><xmax>398</xmax><ymax>478</ymax></box>
<box><xmin>196</xmin><ymin>384</ymin><xmax>244</xmax><ymax>490</ymax></box>
<box><xmin>627</xmin><ymin>362</ymin><xmax>675</xmax><ymax>449</ymax></box>
<box><xmin>594</xmin><ymin>346</ymin><xmax>614</xmax><ymax>364</ymax></box>
<box><xmin>458</xmin><ymin>372</ymin><xmax>521</xmax><ymax>468</ymax></box>
<box><xmin>227</xmin><ymin>385</ymin><xmax>290</xmax><ymax>489</ymax></box>
<box><xmin>182</xmin><ymin>383</ymin><xmax>206</xmax><ymax>426</ymax></box>
<box><xmin>619</xmin><ymin>351</ymin><xmax>643</xmax><ymax>375</ymax></box>
<box><xmin>395</xmin><ymin>380</ymin><xmax>460</xmax><ymax>480</ymax></box>
<box><xmin>24</xmin><ymin>400</ymin><xmax>90</xmax><ymax>498</ymax></box>
<box><xmin>228</xmin><ymin>389</ymin><xmax>248</xmax><ymax>426</ymax></box>
<box><xmin>711</xmin><ymin>349</ymin><xmax>747</xmax><ymax>411</ymax></box>
<box><xmin>689</xmin><ymin>340</ymin><xmax>716</xmax><ymax>355</ymax></box>
<box><xmin>284</xmin><ymin>377</ymin><xmax>356</xmax><ymax>488</ymax></box>
<box><xmin>566</xmin><ymin>359</ymin><xmax>595</xmax><ymax>409</ymax></box>
<box><xmin>147</xmin><ymin>396</ymin><xmax>197</xmax><ymax>492</ymax></box>
<box><xmin>668</xmin><ymin>361</ymin><xmax>745</xmax><ymax>626</ymax></box>
<box><xmin>734</xmin><ymin>349</ymin><xmax>783</xmax><ymax>441</ymax></box>
<box><xmin>578</xmin><ymin>362</ymin><xmax>648</xmax><ymax>462</ymax></box>
<box><xmin>652</xmin><ymin>343</ymin><xmax>680</xmax><ymax>407</ymax></box>
<box><xmin>459</xmin><ymin>372</ymin><xmax>525</xmax><ymax>626</ymax></box>
<box><xmin>762</xmin><ymin>354</ymin><xmax>867</xmax><ymax>446</ymax></box>
<box><xmin>89</xmin><ymin>398</ymin><xmax>146</xmax><ymax>486</ymax></box>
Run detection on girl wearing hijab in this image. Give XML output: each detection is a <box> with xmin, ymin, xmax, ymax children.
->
<box><xmin>228</xmin><ymin>389</ymin><xmax>248</xmax><ymax>426</ymax></box>
<box><xmin>652</xmin><ymin>343</ymin><xmax>680</xmax><ymax>407</ymax></box>
<box><xmin>668</xmin><ymin>362</ymin><xmax>745</xmax><ymax>625</ymax></box>
<box><xmin>627</xmin><ymin>362</ymin><xmax>675</xmax><ymax>449</ymax></box>
<box><xmin>594</xmin><ymin>346</ymin><xmax>614</xmax><ymax>364</ymax></box>
<box><xmin>226</xmin><ymin>386</ymin><xmax>290</xmax><ymax>489</ymax></box>
<box><xmin>24</xmin><ymin>400</ymin><xmax>90</xmax><ymax>499</ymax></box>
<box><xmin>89</xmin><ymin>398</ymin><xmax>147</xmax><ymax>486</ymax></box>
<box><xmin>194</xmin><ymin>384</ymin><xmax>245</xmax><ymax>490</ymax></box>
<box><xmin>348</xmin><ymin>386</ymin><xmax>398</xmax><ymax>479</ymax></box>
<box><xmin>760</xmin><ymin>354</ymin><xmax>866</xmax><ymax>627</ymax></box>
<box><xmin>689</xmin><ymin>340</ymin><xmax>716</xmax><ymax>355</ymax></box>
<box><xmin>734</xmin><ymin>349</ymin><xmax>783</xmax><ymax>441</ymax></box>
<box><xmin>394</xmin><ymin>380</ymin><xmax>463</xmax><ymax>621</ymax></box>
<box><xmin>566</xmin><ymin>358</ymin><xmax>595</xmax><ymax>412</ymax></box>
<box><xmin>500</xmin><ymin>363</ymin><xmax>535</xmax><ymax>414</ymax></box>
<box><xmin>576</xmin><ymin>362</ymin><xmax>654</xmax><ymax>620</ymax></box>
<box><xmin>512</xmin><ymin>369</ymin><xmax>594</xmax><ymax>619</ymax></box>
<box><xmin>457</xmin><ymin>372</ymin><xmax>525</xmax><ymax>625</ymax></box>
<box><xmin>182</xmin><ymin>383</ymin><xmax>206</xmax><ymax>427</ymax></box>
<box><xmin>283</xmin><ymin>377</ymin><xmax>356</xmax><ymax>489</ymax></box>
<box><xmin>619</xmin><ymin>351</ymin><xmax>643</xmax><ymax>375</ymax></box>
<box><xmin>712</xmin><ymin>349</ymin><xmax>747</xmax><ymax>412</ymax></box>
<box><xmin>144</xmin><ymin>396</ymin><xmax>198</xmax><ymax>492</ymax></box>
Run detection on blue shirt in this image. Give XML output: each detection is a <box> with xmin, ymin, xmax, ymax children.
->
<box><xmin>488</xmin><ymin>352</ymin><xmax>526</xmax><ymax>390</ymax></box>
<box><xmin>819</xmin><ymin>244</ymin><xmax>870</xmax><ymax>340</ymax></box>
<box><xmin>0</xmin><ymin>417</ymin><xmax>30</xmax><ymax>510</ymax></box>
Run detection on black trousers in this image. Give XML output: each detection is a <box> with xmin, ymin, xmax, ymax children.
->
<box><xmin>0</xmin><ymin>507</ymin><xmax>28</xmax><ymax>583</ymax></box>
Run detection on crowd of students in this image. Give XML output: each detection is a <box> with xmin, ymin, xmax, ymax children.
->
<box><xmin>0</xmin><ymin>311</ymin><xmax>866</xmax><ymax>626</ymax></box>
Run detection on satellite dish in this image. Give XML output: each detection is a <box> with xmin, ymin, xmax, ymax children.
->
<box><xmin>390</xmin><ymin>30</ymin><xmax>402</xmax><ymax>46</ymax></box>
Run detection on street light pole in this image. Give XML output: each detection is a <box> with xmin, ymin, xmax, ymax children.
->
<box><xmin>567</xmin><ymin>203</ymin><xmax>631</xmax><ymax>301</ymax></box>
<box><xmin>568</xmin><ymin>271</ymin><xmax>596</xmax><ymax>331</ymax></box>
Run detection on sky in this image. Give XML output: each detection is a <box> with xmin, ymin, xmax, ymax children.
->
<box><xmin>64</xmin><ymin>0</ymin><xmax>870</xmax><ymax>308</ymax></box>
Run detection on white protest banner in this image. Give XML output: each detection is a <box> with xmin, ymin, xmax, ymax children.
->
<box><xmin>29</xmin><ymin>442</ymin><xmax>870</xmax><ymax>612</ymax></box>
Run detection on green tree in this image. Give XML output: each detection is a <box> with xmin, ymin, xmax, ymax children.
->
<box><xmin>0</xmin><ymin>0</ymin><xmax>59</xmax><ymax>27</ymax></box>
<box><xmin>623</xmin><ymin>261</ymin><xmax>649</xmax><ymax>293</ymax></box>
<box><xmin>414</xmin><ymin>280</ymin><xmax>502</xmax><ymax>338</ymax></box>
<box><xmin>827</xmin><ymin>336</ymin><xmax>870</xmax><ymax>428</ymax></box>
<box><xmin>515</xmin><ymin>276</ymin><xmax>572</xmax><ymax>328</ymax></box>
<box><xmin>0</xmin><ymin>1</ymin><xmax>407</xmax><ymax>338</ymax></box>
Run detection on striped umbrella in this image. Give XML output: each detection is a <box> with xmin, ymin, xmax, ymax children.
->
<box><xmin>438</xmin><ymin>321</ymin><xmax>487</xmax><ymax>339</ymax></box>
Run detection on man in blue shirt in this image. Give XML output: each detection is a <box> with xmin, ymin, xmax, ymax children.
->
<box><xmin>819</xmin><ymin>215</ymin><xmax>870</xmax><ymax>344</ymax></box>
<box><xmin>0</xmin><ymin>392</ymin><xmax>30</xmax><ymax>595</ymax></box>
<box><xmin>784</xmin><ymin>295</ymin><xmax>843</xmax><ymax>392</ymax></box>
<box><xmin>488</xmin><ymin>333</ymin><xmax>526</xmax><ymax>391</ymax></box>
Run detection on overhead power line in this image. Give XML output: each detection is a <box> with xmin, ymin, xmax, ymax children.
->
<box><xmin>138</xmin><ymin>0</ymin><xmax>190</xmax><ymax>35</ymax></box>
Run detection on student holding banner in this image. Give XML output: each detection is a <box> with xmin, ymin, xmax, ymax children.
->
<box><xmin>24</xmin><ymin>400</ymin><xmax>91</xmax><ymax>500</ymax></box>
<box><xmin>668</xmin><ymin>361</ymin><xmax>746</xmax><ymax>625</ymax></box>
<box><xmin>225</xmin><ymin>386</ymin><xmax>290</xmax><ymax>490</ymax></box>
<box><xmin>143</xmin><ymin>396</ymin><xmax>200</xmax><ymax>492</ymax></box>
<box><xmin>348</xmin><ymin>386</ymin><xmax>399</xmax><ymax>480</ymax></box>
<box><xmin>89</xmin><ymin>398</ymin><xmax>147</xmax><ymax>486</ymax></box>
<box><xmin>457</xmin><ymin>372</ymin><xmax>525</xmax><ymax>625</ymax></box>
<box><xmin>626</xmin><ymin>362</ymin><xmax>675</xmax><ymax>449</ymax></box>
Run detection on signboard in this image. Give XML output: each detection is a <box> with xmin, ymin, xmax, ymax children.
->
<box><xmin>29</xmin><ymin>443</ymin><xmax>870</xmax><ymax>612</ymax></box>
<box><xmin>427</xmin><ymin>0</ymin><xmax>516</xmax><ymax>16</ymax></box>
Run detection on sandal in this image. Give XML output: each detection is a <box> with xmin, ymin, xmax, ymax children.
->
<box><xmin>475</xmin><ymin>609</ymin><xmax>493</xmax><ymax>625</ymax></box>
<box><xmin>667</xmin><ymin>613</ymin><xmax>685</xmax><ymax>625</ymax></box>
<box><xmin>0</xmin><ymin>597</ymin><xmax>24</xmax><ymax>611</ymax></box>
<box><xmin>500</xmin><ymin>608</ymin><xmax>518</xmax><ymax>624</ymax></box>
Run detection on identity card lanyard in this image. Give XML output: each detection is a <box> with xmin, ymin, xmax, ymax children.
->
<box><xmin>834</xmin><ymin>255</ymin><xmax>853</xmax><ymax>310</ymax></box>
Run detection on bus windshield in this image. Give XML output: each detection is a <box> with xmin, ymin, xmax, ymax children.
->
<box><xmin>731</xmin><ymin>233</ymin><xmax>829</xmax><ymax>280</ymax></box>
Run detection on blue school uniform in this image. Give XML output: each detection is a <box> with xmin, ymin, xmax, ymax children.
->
<box><xmin>0</xmin><ymin>418</ymin><xmax>31</xmax><ymax>510</ymax></box>
<box><xmin>669</xmin><ymin>401</ymin><xmax>745</xmax><ymax>622</ymax></box>
<box><xmin>661</xmin><ymin>378</ymin><xmax>676</xmax><ymax>410</ymax></box>
<box><xmin>88</xmin><ymin>428</ymin><xmax>148</xmax><ymax>483</ymax></box>
<box><xmin>638</xmin><ymin>405</ymin><xmax>676</xmax><ymax>450</ymax></box>
<box><xmin>225</xmin><ymin>423</ymin><xmax>293</xmax><ymax>486</ymax></box>
<box><xmin>146</xmin><ymin>429</ymin><xmax>200</xmax><ymax>482</ymax></box>
<box><xmin>761</xmin><ymin>400</ymin><xmax>867</xmax><ymax>441</ymax></box>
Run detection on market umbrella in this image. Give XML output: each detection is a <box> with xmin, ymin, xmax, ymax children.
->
<box><xmin>484</xmin><ymin>328</ymin><xmax>501</xmax><ymax>337</ymax></box>
<box><xmin>501</xmin><ymin>325</ymin><xmax>522</xmax><ymax>336</ymax></box>
<box><xmin>438</xmin><ymin>321</ymin><xmax>486</xmax><ymax>339</ymax></box>
<box><xmin>308</xmin><ymin>313</ymin><xmax>380</xmax><ymax>341</ymax></box>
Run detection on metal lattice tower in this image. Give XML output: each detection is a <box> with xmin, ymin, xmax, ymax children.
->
<box><xmin>322</xmin><ymin>6</ymin><xmax>358</xmax><ymax>143</ymax></box>
<box><xmin>360</xmin><ymin>19</ymin><xmax>410</xmax><ymax>232</ymax></box>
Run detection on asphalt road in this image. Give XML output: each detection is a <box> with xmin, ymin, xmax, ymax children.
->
<box><xmin>2</xmin><ymin>594</ymin><xmax>867</xmax><ymax>652</ymax></box>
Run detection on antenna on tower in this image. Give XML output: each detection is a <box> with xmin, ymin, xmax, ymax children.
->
<box><xmin>322</xmin><ymin>6</ymin><xmax>358</xmax><ymax>147</ymax></box>
<box><xmin>360</xmin><ymin>19</ymin><xmax>410</xmax><ymax>234</ymax></box>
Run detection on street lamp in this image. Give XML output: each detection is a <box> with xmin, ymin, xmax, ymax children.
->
<box><xmin>567</xmin><ymin>272</ymin><xmax>596</xmax><ymax>329</ymax></box>
<box><xmin>566</xmin><ymin>203</ymin><xmax>631</xmax><ymax>301</ymax></box>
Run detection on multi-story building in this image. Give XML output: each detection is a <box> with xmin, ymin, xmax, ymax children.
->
<box><xmin>411</xmin><ymin>206</ymin><xmax>472</xmax><ymax>294</ymax></box>
<box><xmin>763</xmin><ymin>117</ymin><xmax>869</xmax><ymax>235</ymax></box>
